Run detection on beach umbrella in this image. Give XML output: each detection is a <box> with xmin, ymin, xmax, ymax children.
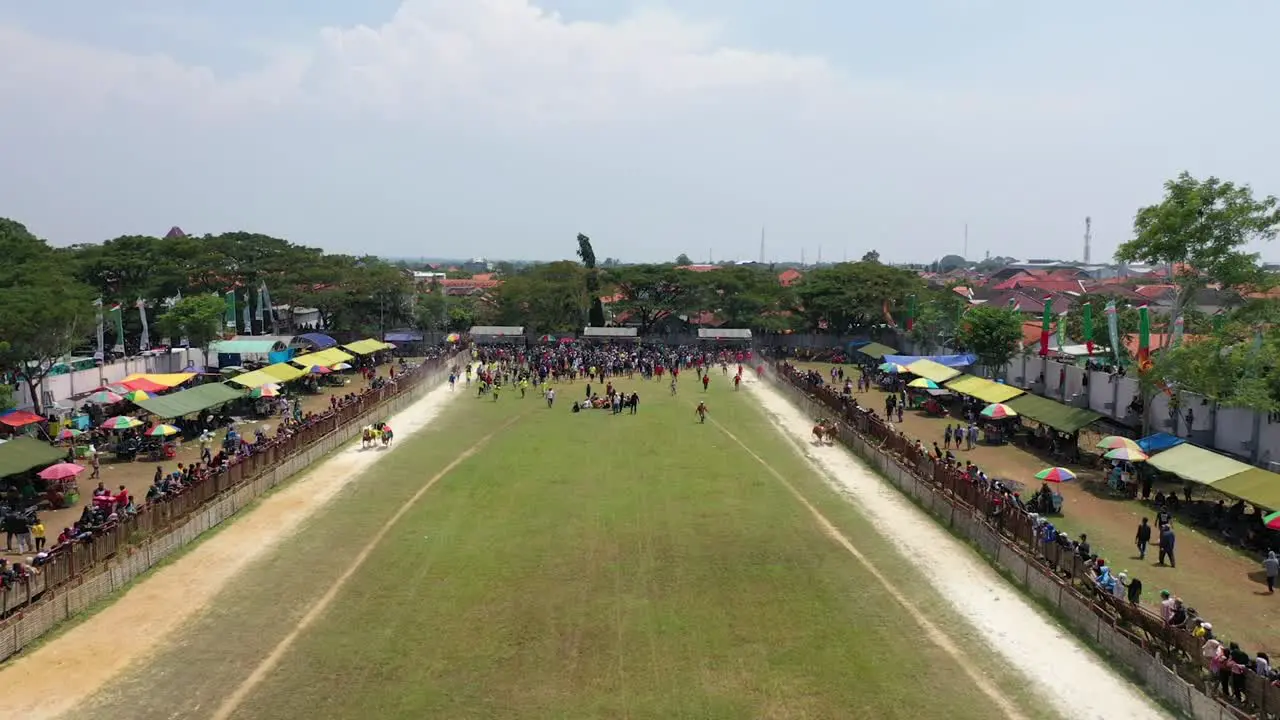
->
<box><xmin>123</xmin><ymin>390</ymin><xmax>151</xmax><ymax>403</ymax></box>
<box><xmin>38</xmin><ymin>462</ymin><xmax>85</xmax><ymax>481</ymax></box>
<box><xmin>145</xmin><ymin>424</ymin><xmax>180</xmax><ymax>437</ymax></box>
<box><xmin>907</xmin><ymin>378</ymin><xmax>940</xmax><ymax>389</ymax></box>
<box><xmin>1263</xmin><ymin>510</ymin><xmax>1280</xmax><ymax>530</ymax></box>
<box><xmin>559</xmin><ymin>337</ymin><xmax>574</xmax><ymax>344</ymax></box>
<box><xmin>980</xmin><ymin>403</ymin><xmax>1018</xmax><ymax>420</ymax></box>
<box><xmin>878</xmin><ymin>362</ymin><xmax>909</xmax><ymax>373</ymax></box>
<box><xmin>445</xmin><ymin>333</ymin><xmax>461</xmax><ymax>343</ymax></box>
<box><xmin>1104</xmin><ymin>447</ymin><xmax>1148</xmax><ymax>462</ymax></box>
<box><xmin>331</xmin><ymin>362</ymin><xmax>353</xmax><ymax>371</ymax></box>
<box><xmin>1035</xmin><ymin>467</ymin><xmax>1077</xmax><ymax>483</ymax></box>
<box><xmin>100</xmin><ymin>415</ymin><xmax>143</xmax><ymax>430</ymax></box>
<box><xmin>538</xmin><ymin>334</ymin><xmax>556</xmax><ymax>342</ymax></box>
<box><xmin>250</xmin><ymin>386</ymin><xmax>280</xmax><ymax>398</ymax></box>
<box><xmin>87</xmin><ymin>390</ymin><xmax>124</xmax><ymax>405</ymax></box>
<box><xmin>307</xmin><ymin>365</ymin><xmax>332</xmax><ymax>375</ymax></box>
<box><xmin>55</xmin><ymin>428</ymin><xmax>83</xmax><ymax>441</ymax></box>
<box><xmin>1096</xmin><ymin>436</ymin><xmax>1141</xmax><ymax>452</ymax></box>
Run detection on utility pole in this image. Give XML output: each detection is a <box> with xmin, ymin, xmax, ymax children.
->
<box><xmin>1084</xmin><ymin>216</ymin><xmax>1092</xmax><ymax>264</ymax></box>
<box><xmin>759</xmin><ymin>226</ymin><xmax>766</xmax><ymax>264</ymax></box>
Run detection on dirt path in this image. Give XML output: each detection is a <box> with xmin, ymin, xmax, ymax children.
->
<box><xmin>744</xmin><ymin>376</ymin><xmax>1171</xmax><ymax>720</ymax></box>
<box><xmin>0</xmin><ymin>377</ymin><xmax>462</xmax><ymax>720</ymax></box>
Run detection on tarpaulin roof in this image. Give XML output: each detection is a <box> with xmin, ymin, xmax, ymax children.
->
<box><xmin>1005</xmin><ymin>394</ymin><xmax>1102</xmax><ymax>434</ymax></box>
<box><xmin>1138</xmin><ymin>432</ymin><xmax>1185</xmax><ymax>454</ymax></box>
<box><xmin>0</xmin><ymin>437</ymin><xmax>66</xmax><ymax>477</ymax></box>
<box><xmin>227</xmin><ymin>369</ymin><xmax>282</xmax><ymax>389</ymax></box>
<box><xmin>342</xmin><ymin>339</ymin><xmax>395</xmax><ymax>355</ymax></box>
<box><xmin>122</xmin><ymin>372</ymin><xmax>196</xmax><ymax>389</ymax></box>
<box><xmin>855</xmin><ymin>342</ymin><xmax>897</xmax><ymax>360</ymax></box>
<box><xmin>119</xmin><ymin>377</ymin><xmax>168</xmax><ymax>393</ymax></box>
<box><xmin>210</xmin><ymin>339</ymin><xmax>288</xmax><ymax>355</ymax></box>
<box><xmin>0</xmin><ymin>410</ymin><xmax>45</xmax><ymax>428</ymax></box>
<box><xmin>1211</xmin><ymin>468</ymin><xmax>1280</xmax><ymax>510</ymax></box>
<box><xmin>134</xmin><ymin>383</ymin><xmax>245</xmax><ymax>419</ymax></box>
<box><xmin>884</xmin><ymin>354</ymin><xmax>977</xmax><ymax>368</ymax></box>
<box><xmin>905</xmin><ymin>359</ymin><xmax>962</xmax><ymax>384</ymax></box>
<box><xmin>1146</xmin><ymin>443</ymin><xmax>1257</xmax><ymax>487</ymax></box>
<box><xmin>944</xmin><ymin>375</ymin><xmax>1026</xmax><ymax>404</ymax></box>
<box><xmin>261</xmin><ymin>363</ymin><xmax>307</xmax><ymax>382</ymax></box>
<box><xmin>384</xmin><ymin>331</ymin><xmax>423</xmax><ymax>343</ymax></box>
<box><xmin>293</xmin><ymin>347</ymin><xmax>356</xmax><ymax>367</ymax></box>
<box><xmin>294</xmin><ymin>332</ymin><xmax>338</xmax><ymax>349</ymax></box>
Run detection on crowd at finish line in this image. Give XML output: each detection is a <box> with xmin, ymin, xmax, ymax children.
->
<box><xmin>447</xmin><ymin>342</ymin><xmax>760</xmax><ymax>418</ymax></box>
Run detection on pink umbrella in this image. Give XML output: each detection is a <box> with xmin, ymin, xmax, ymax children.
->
<box><xmin>38</xmin><ymin>462</ymin><xmax>86</xmax><ymax>481</ymax></box>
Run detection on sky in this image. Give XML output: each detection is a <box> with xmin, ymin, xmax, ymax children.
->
<box><xmin>1</xmin><ymin>1</ymin><xmax>1278</xmax><ymax>265</ymax></box>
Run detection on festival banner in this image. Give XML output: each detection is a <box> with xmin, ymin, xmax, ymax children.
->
<box><xmin>1083</xmin><ymin>302</ymin><xmax>1094</xmax><ymax>355</ymax></box>
<box><xmin>1039</xmin><ymin>296</ymin><xmax>1052</xmax><ymax>356</ymax></box>
<box><xmin>1105</xmin><ymin>300</ymin><xmax>1121</xmax><ymax>366</ymax></box>
<box><xmin>260</xmin><ymin>282</ymin><xmax>278</xmax><ymax>334</ymax></box>
<box><xmin>1057</xmin><ymin>312</ymin><xmax>1066</xmax><ymax>352</ymax></box>
<box><xmin>110</xmin><ymin>303</ymin><xmax>125</xmax><ymax>353</ymax></box>
<box><xmin>906</xmin><ymin>294</ymin><xmax>917</xmax><ymax>331</ymax></box>
<box><xmin>1137</xmin><ymin>305</ymin><xmax>1152</xmax><ymax>372</ymax></box>
<box><xmin>224</xmin><ymin>290</ymin><xmax>237</xmax><ymax>331</ymax></box>
<box><xmin>242</xmin><ymin>289</ymin><xmax>252</xmax><ymax>335</ymax></box>
<box><xmin>1171</xmin><ymin>314</ymin><xmax>1185</xmax><ymax>348</ymax></box>
<box><xmin>93</xmin><ymin>298</ymin><xmax>105</xmax><ymax>360</ymax></box>
<box><xmin>1213</xmin><ymin>313</ymin><xmax>1225</xmax><ymax>334</ymax></box>
<box><xmin>137</xmin><ymin>298</ymin><xmax>150</xmax><ymax>351</ymax></box>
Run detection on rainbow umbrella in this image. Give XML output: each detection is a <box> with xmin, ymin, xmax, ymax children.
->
<box><xmin>101</xmin><ymin>415</ymin><xmax>143</xmax><ymax>430</ymax></box>
<box><xmin>538</xmin><ymin>334</ymin><xmax>556</xmax><ymax>342</ymax></box>
<box><xmin>980</xmin><ymin>403</ymin><xmax>1018</xmax><ymax>419</ymax></box>
<box><xmin>38</xmin><ymin>462</ymin><xmax>85</xmax><ymax>481</ymax></box>
<box><xmin>55</xmin><ymin>428</ymin><xmax>83</xmax><ymax>441</ymax></box>
<box><xmin>87</xmin><ymin>390</ymin><xmax>124</xmax><ymax>405</ymax></box>
<box><xmin>878</xmin><ymin>362</ymin><xmax>909</xmax><ymax>373</ymax></box>
<box><xmin>907</xmin><ymin>378</ymin><xmax>940</xmax><ymax>389</ymax></box>
<box><xmin>1035</xmin><ymin>467</ymin><xmax>1077</xmax><ymax>483</ymax></box>
<box><xmin>1263</xmin><ymin>510</ymin><xmax>1280</xmax><ymax>530</ymax></box>
<box><xmin>1096</xmin><ymin>436</ymin><xmax>1141</xmax><ymax>452</ymax></box>
<box><xmin>445</xmin><ymin>333</ymin><xmax>461</xmax><ymax>343</ymax></box>
<box><xmin>1104</xmin><ymin>447</ymin><xmax>1148</xmax><ymax>462</ymax></box>
<box><xmin>250</xmin><ymin>385</ymin><xmax>280</xmax><ymax>398</ymax></box>
<box><xmin>123</xmin><ymin>390</ymin><xmax>151</xmax><ymax>403</ymax></box>
<box><xmin>331</xmin><ymin>362</ymin><xmax>353</xmax><ymax>371</ymax></box>
<box><xmin>307</xmin><ymin>365</ymin><xmax>332</xmax><ymax>375</ymax></box>
<box><xmin>145</xmin><ymin>424</ymin><xmax>180</xmax><ymax>437</ymax></box>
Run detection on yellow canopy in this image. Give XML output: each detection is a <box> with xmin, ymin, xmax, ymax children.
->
<box><xmin>122</xmin><ymin>372</ymin><xmax>196</xmax><ymax>389</ymax></box>
<box><xmin>342</xmin><ymin>338</ymin><xmax>395</xmax><ymax>355</ymax></box>
<box><xmin>292</xmin><ymin>348</ymin><xmax>355</xmax><ymax>368</ymax></box>
<box><xmin>261</xmin><ymin>362</ymin><xmax>307</xmax><ymax>382</ymax></box>
<box><xmin>944</xmin><ymin>374</ymin><xmax>1025</xmax><ymax>404</ymax></box>
<box><xmin>227</xmin><ymin>369</ymin><xmax>281</xmax><ymax>389</ymax></box>
<box><xmin>905</xmin><ymin>359</ymin><xmax>961</xmax><ymax>384</ymax></box>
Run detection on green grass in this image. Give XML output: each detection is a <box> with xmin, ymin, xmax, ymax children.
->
<box><xmin>69</xmin><ymin>377</ymin><xmax>1055</xmax><ymax>720</ymax></box>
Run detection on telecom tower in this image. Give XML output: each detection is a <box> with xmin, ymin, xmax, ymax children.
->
<box><xmin>759</xmin><ymin>226</ymin><xmax>766</xmax><ymax>264</ymax></box>
<box><xmin>1084</xmin><ymin>217</ymin><xmax>1092</xmax><ymax>264</ymax></box>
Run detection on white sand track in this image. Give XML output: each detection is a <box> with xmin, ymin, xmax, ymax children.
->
<box><xmin>0</xmin><ymin>378</ymin><xmax>462</xmax><ymax>720</ymax></box>
<box><xmin>744</xmin><ymin>376</ymin><xmax>1171</xmax><ymax>720</ymax></box>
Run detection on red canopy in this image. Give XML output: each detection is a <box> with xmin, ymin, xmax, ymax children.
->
<box><xmin>120</xmin><ymin>377</ymin><xmax>167</xmax><ymax>393</ymax></box>
<box><xmin>0</xmin><ymin>410</ymin><xmax>45</xmax><ymax>428</ymax></box>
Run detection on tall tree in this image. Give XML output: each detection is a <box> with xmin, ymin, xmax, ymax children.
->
<box><xmin>494</xmin><ymin>261</ymin><xmax>590</xmax><ymax>333</ymax></box>
<box><xmin>955</xmin><ymin>306</ymin><xmax>1023</xmax><ymax>374</ymax></box>
<box><xmin>608</xmin><ymin>265</ymin><xmax>700</xmax><ymax>334</ymax></box>
<box><xmin>156</xmin><ymin>294</ymin><xmax>227</xmax><ymax>356</ymax></box>
<box><xmin>675</xmin><ymin>253</ymin><xmax>693</xmax><ymax>266</ymax></box>
<box><xmin>576</xmin><ymin>234</ymin><xmax>607</xmax><ymax>327</ymax></box>
<box><xmin>861</xmin><ymin>250</ymin><xmax>881</xmax><ymax>263</ymax></box>
<box><xmin>1115</xmin><ymin>172</ymin><xmax>1280</xmax><ymax>327</ymax></box>
<box><xmin>793</xmin><ymin>261</ymin><xmax>921</xmax><ymax>332</ymax></box>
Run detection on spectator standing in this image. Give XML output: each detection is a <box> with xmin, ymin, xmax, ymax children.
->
<box><xmin>1135</xmin><ymin>518</ymin><xmax>1151</xmax><ymax>560</ymax></box>
<box><xmin>1264</xmin><ymin>551</ymin><xmax>1279</xmax><ymax>594</ymax></box>
<box><xmin>1157</xmin><ymin>524</ymin><xmax>1176</xmax><ymax>568</ymax></box>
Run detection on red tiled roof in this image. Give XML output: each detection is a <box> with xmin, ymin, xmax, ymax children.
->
<box><xmin>1133</xmin><ymin>284</ymin><xmax>1176</xmax><ymax>299</ymax></box>
<box><xmin>1020</xmin><ymin>321</ymin><xmax>1056</xmax><ymax>346</ymax></box>
<box><xmin>1123</xmin><ymin>333</ymin><xmax>1204</xmax><ymax>357</ymax></box>
<box><xmin>778</xmin><ymin>268</ymin><xmax>803</xmax><ymax>286</ymax></box>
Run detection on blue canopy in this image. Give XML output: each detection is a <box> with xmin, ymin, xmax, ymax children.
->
<box><xmin>295</xmin><ymin>332</ymin><xmax>338</xmax><ymax>349</ymax></box>
<box><xmin>883</xmin><ymin>354</ymin><xmax>977</xmax><ymax>369</ymax></box>
<box><xmin>1138</xmin><ymin>432</ymin><xmax>1185</xmax><ymax>454</ymax></box>
<box><xmin>385</xmin><ymin>331</ymin><xmax>423</xmax><ymax>343</ymax></box>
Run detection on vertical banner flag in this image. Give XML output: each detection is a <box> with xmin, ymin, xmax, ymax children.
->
<box><xmin>906</xmin><ymin>294</ymin><xmax>917</xmax><ymax>331</ymax></box>
<box><xmin>224</xmin><ymin>290</ymin><xmax>237</xmax><ymax>331</ymax></box>
<box><xmin>260</xmin><ymin>282</ymin><xmax>278</xmax><ymax>334</ymax></box>
<box><xmin>1105</xmin><ymin>300</ymin><xmax>1121</xmax><ymax>366</ymax></box>
<box><xmin>94</xmin><ymin>298</ymin><xmax>105</xmax><ymax>360</ymax></box>
<box><xmin>1083</xmin><ymin>302</ymin><xmax>1094</xmax><ymax>356</ymax></box>
<box><xmin>1057</xmin><ymin>312</ymin><xmax>1066</xmax><ymax>352</ymax></box>
<box><xmin>1137</xmin><ymin>305</ymin><xmax>1152</xmax><ymax>372</ymax></box>
<box><xmin>1171</xmin><ymin>314</ymin><xmax>1185</xmax><ymax>347</ymax></box>
<box><xmin>1213</xmin><ymin>313</ymin><xmax>1225</xmax><ymax>334</ymax></box>
<box><xmin>137</xmin><ymin>298</ymin><xmax>150</xmax><ymax>351</ymax></box>
<box><xmin>1039</xmin><ymin>296</ymin><xmax>1052</xmax><ymax>356</ymax></box>
<box><xmin>242</xmin><ymin>289</ymin><xmax>252</xmax><ymax>335</ymax></box>
<box><xmin>110</xmin><ymin>303</ymin><xmax>125</xmax><ymax>353</ymax></box>
<box><xmin>255</xmin><ymin>283</ymin><xmax>266</xmax><ymax>326</ymax></box>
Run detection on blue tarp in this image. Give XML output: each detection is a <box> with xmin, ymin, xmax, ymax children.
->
<box><xmin>295</xmin><ymin>332</ymin><xmax>337</xmax><ymax>350</ymax></box>
<box><xmin>1138</xmin><ymin>432</ymin><xmax>1185</xmax><ymax>454</ymax></box>
<box><xmin>883</xmin><ymin>354</ymin><xmax>977</xmax><ymax>368</ymax></box>
<box><xmin>267</xmin><ymin>349</ymin><xmax>295</xmax><ymax>364</ymax></box>
<box><xmin>385</xmin><ymin>331</ymin><xmax>423</xmax><ymax>343</ymax></box>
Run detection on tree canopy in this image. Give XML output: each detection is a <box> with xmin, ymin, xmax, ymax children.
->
<box><xmin>955</xmin><ymin>306</ymin><xmax>1023</xmax><ymax>373</ymax></box>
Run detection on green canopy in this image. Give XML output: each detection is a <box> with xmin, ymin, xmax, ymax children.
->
<box><xmin>134</xmin><ymin>383</ymin><xmax>246</xmax><ymax>419</ymax></box>
<box><xmin>1146</xmin><ymin>443</ymin><xmax>1256</xmax><ymax>487</ymax></box>
<box><xmin>856</xmin><ymin>342</ymin><xmax>897</xmax><ymax>360</ymax></box>
<box><xmin>1005</xmin><ymin>394</ymin><xmax>1102</xmax><ymax>434</ymax></box>
<box><xmin>0</xmin><ymin>437</ymin><xmax>65</xmax><ymax>478</ymax></box>
<box><xmin>1211</xmin><ymin>468</ymin><xmax>1280</xmax><ymax>510</ymax></box>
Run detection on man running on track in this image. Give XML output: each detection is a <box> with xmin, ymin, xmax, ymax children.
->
<box><xmin>702</xmin><ymin>373</ymin><xmax>710</xmax><ymax>392</ymax></box>
<box><xmin>696</xmin><ymin>401</ymin><xmax>709</xmax><ymax>423</ymax></box>
<box><xmin>546</xmin><ymin>387</ymin><xmax>556</xmax><ymax>408</ymax></box>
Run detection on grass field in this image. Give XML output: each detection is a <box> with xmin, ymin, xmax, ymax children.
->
<box><xmin>67</xmin><ymin>374</ymin><xmax>1056</xmax><ymax>720</ymax></box>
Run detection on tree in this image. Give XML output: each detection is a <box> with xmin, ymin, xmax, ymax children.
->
<box><xmin>494</xmin><ymin>261</ymin><xmax>590</xmax><ymax>333</ymax></box>
<box><xmin>156</xmin><ymin>294</ymin><xmax>226</xmax><ymax>354</ymax></box>
<box><xmin>955</xmin><ymin>306</ymin><xmax>1023</xmax><ymax>374</ymax></box>
<box><xmin>908</xmin><ymin>288</ymin><xmax>965</xmax><ymax>353</ymax></box>
<box><xmin>937</xmin><ymin>254</ymin><xmax>967</xmax><ymax>272</ymax></box>
<box><xmin>793</xmin><ymin>261</ymin><xmax>921</xmax><ymax>332</ymax></box>
<box><xmin>675</xmin><ymin>253</ymin><xmax>693</xmax><ymax>266</ymax></box>
<box><xmin>1061</xmin><ymin>294</ymin><xmax>1140</xmax><ymax>351</ymax></box>
<box><xmin>0</xmin><ymin>219</ymin><xmax>95</xmax><ymax>414</ymax></box>
<box><xmin>861</xmin><ymin>250</ymin><xmax>881</xmax><ymax>263</ymax></box>
<box><xmin>1116</xmin><ymin>172</ymin><xmax>1280</xmax><ymax>326</ymax></box>
<box><xmin>696</xmin><ymin>265</ymin><xmax>792</xmax><ymax>329</ymax></box>
<box><xmin>576</xmin><ymin>234</ymin><xmax>607</xmax><ymax>327</ymax></box>
<box><xmin>608</xmin><ymin>265</ymin><xmax>701</xmax><ymax>334</ymax></box>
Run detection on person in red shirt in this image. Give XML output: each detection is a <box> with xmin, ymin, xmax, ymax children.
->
<box><xmin>733</xmin><ymin>374</ymin><xmax>741</xmax><ymax>391</ymax></box>
<box><xmin>702</xmin><ymin>374</ymin><xmax>710</xmax><ymax>391</ymax></box>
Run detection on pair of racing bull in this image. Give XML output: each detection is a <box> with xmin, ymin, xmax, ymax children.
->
<box><xmin>361</xmin><ymin>421</ymin><xmax>394</xmax><ymax>449</ymax></box>
<box><xmin>812</xmin><ymin>418</ymin><xmax>838</xmax><ymax>445</ymax></box>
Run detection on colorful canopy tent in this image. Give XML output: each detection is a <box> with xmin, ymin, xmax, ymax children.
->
<box><xmin>1137</xmin><ymin>432</ymin><xmax>1186</xmax><ymax>454</ymax></box>
<box><xmin>884</xmin><ymin>354</ymin><xmax>977</xmax><ymax>369</ymax></box>
<box><xmin>904</xmin><ymin>359</ymin><xmax>962</xmax><ymax>384</ymax></box>
<box><xmin>0</xmin><ymin>410</ymin><xmax>46</xmax><ymax>428</ymax></box>
<box><xmin>122</xmin><ymin>372</ymin><xmax>196</xmax><ymax>389</ymax></box>
<box><xmin>260</xmin><ymin>363</ymin><xmax>308</xmax><ymax>383</ymax></box>
<box><xmin>1146</xmin><ymin>444</ymin><xmax>1258</xmax><ymax>488</ymax></box>
<box><xmin>0</xmin><ymin>437</ymin><xmax>65</xmax><ymax>478</ymax></box>
<box><xmin>1004</xmin><ymin>394</ymin><xmax>1102</xmax><ymax>434</ymax></box>
<box><xmin>854</xmin><ymin>342</ymin><xmax>897</xmax><ymax>360</ymax></box>
<box><xmin>134</xmin><ymin>383</ymin><xmax>246</xmax><ymax>419</ymax></box>
<box><xmin>292</xmin><ymin>348</ymin><xmax>355</xmax><ymax>368</ymax></box>
<box><xmin>119</xmin><ymin>377</ymin><xmax>168</xmax><ymax>393</ymax></box>
<box><xmin>342</xmin><ymin>339</ymin><xmax>396</xmax><ymax>355</ymax></box>
<box><xmin>1211</xmin><ymin>468</ymin><xmax>1280</xmax><ymax>510</ymax></box>
<box><xmin>944</xmin><ymin>375</ymin><xmax>1026</xmax><ymax>404</ymax></box>
<box><xmin>292</xmin><ymin>333</ymin><xmax>338</xmax><ymax>350</ymax></box>
<box><xmin>228</xmin><ymin>369</ymin><xmax>285</xmax><ymax>389</ymax></box>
